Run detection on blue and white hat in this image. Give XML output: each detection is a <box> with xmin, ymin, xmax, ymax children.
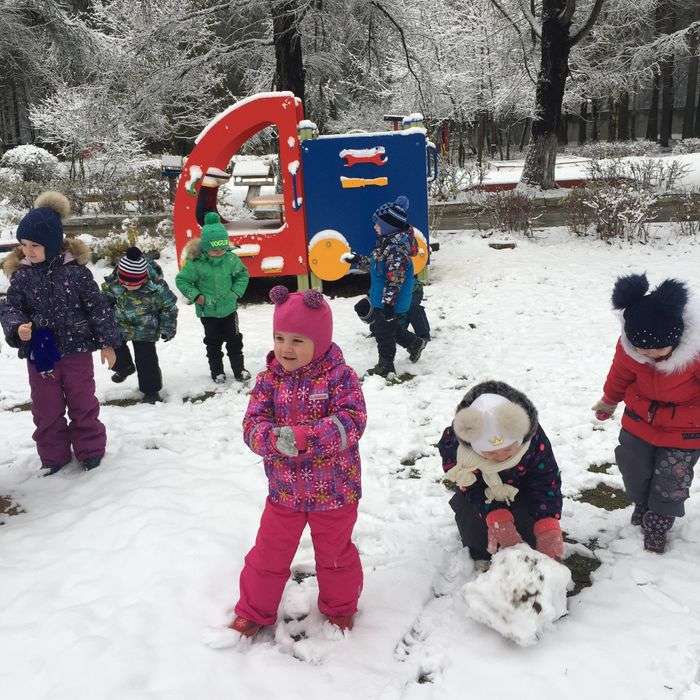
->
<box><xmin>373</xmin><ymin>195</ymin><xmax>409</xmax><ymax>233</ymax></box>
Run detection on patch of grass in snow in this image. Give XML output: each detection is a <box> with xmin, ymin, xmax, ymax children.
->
<box><xmin>103</xmin><ymin>396</ymin><xmax>144</xmax><ymax>407</ymax></box>
<box><xmin>0</xmin><ymin>495</ymin><xmax>25</xmax><ymax>524</ymax></box>
<box><xmin>5</xmin><ymin>401</ymin><xmax>32</xmax><ymax>412</ymax></box>
<box><xmin>182</xmin><ymin>391</ymin><xmax>218</xmax><ymax>404</ymax></box>
<box><xmin>386</xmin><ymin>372</ymin><xmax>416</xmax><ymax>385</ymax></box>
<box><xmin>563</xmin><ymin>552</ymin><xmax>602</xmax><ymax>596</ymax></box>
<box><xmin>588</xmin><ymin>462</ymin><xmax>614</xmax><ymax>474</ymax></box>
<box><xmin>576</xmin><ymin>483</ymin><xmax>631</xmax><ymax>510</ymax></box>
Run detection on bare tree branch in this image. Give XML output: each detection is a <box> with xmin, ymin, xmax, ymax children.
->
<box><xmin>558</xmin><ymin>0</ymin><xmax>576</xmax><ymax>25</ymax></box>
<box><xmin>369</xmin><ymin>1</ymin><xmax>425</xmax><ymax>105</ymax></box>
<box><xmin>488</xmin><ymin>0</ymin><xmax>538</xmax><ymax>85</ymax></box>
<box><xmin>515</xmin><ymin>0</ymin><xmax>541</xmax><ymax>39</ymax></box>
<box><xmin>571</xmin><ymin>0</ymin><xmax>606</xmax><ymax>46</ymax></box>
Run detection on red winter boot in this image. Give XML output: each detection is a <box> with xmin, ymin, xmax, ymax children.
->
<box><xmin>229</xmin><ymin>615</ymin><xmax>262</xmax><ymax>638</ymax></box>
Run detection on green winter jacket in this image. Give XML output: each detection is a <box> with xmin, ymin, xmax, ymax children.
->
<box><xmin>102</xmin><ymin>261</ymin><xmax>178</xmax><ymax>343</ymax></box>
<box><xmin>175</xmin><ymin>239</ymin><xmax>250</xmax><ymax>318</ymax></box>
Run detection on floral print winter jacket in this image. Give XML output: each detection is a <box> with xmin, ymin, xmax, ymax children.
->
<box><xmin>243</xmin><ymin>343</ymin><xmax>367</xmax><ymax>511</ymax></box>
<box><xmin>0</xmin><ymin>239</ymin><xmax>121</xmax><ymax>358</ymax></box>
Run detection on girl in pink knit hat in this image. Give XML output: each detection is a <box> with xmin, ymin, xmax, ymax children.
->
<box><xmin>230</xmin><ymin>286</ymin><xmax>367</xmax><ymax>637</ymax></box>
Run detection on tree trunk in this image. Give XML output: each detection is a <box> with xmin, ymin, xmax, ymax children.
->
<box><xmin>557</xmin><ymin>112</ymin><xmax>569</xmax><ymax>145</ymax></box>
<box><xmin>520</xmin><ymin>2</ymin><xmax>572</xmax><ymax>189</ymax></box>
<box><xmin>618</xmin><ymin>92</ymin><xmax>630</xmax><ymax>141</ymax></box>
<box><xmin>659</xmin><ymin>55</ymin><xmax>674</xmax><ymax>147</ymax></box>
<box><xmin>646</xmin><ymin>71</ymin><xmax>660</xmax><ymax>141</ymax></box>
<box><xmin>578</xmin><ymin>101</ymin><xmax>588</xmax><ymax>145</ymax></box>
<box><xmin>592</xmin><ymin>99</ymin><xmax>599</xmax><ymax>141</ymax></box>
<box><xmin>657</xmin><ymin>0</ymin><xmax>675</xmax><ymax>148</ymax></box>
<box><xmin>682</xmin><ymin>25</ymin><xmax>698</xmax><ymax>139</ymax></box>
<box><xmin>270</xmin><ymin>0</ymin><xmax>305</xmax><ymax>102</ymax></box>
<box><xmin>608</xmin><ymin>97</ymin><xmax>618</xmax><ymax>141</ymax></box>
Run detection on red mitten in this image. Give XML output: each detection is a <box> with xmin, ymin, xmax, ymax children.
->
<box><xmin>486</xmin><ymin>509</ymin><xmax>523</xmax><ymax>554</ymax></box>
<box><xmin>592</xmin><ymin>396</ymin><xmax>617</xmax><ymax>421</ymax></box>
<box><xmin>534</xmin><ymin>518</ymin><xmax>564</xmax><ymax>560</ymax></box>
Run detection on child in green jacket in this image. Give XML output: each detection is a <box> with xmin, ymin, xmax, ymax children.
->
<box><xmin>102</xmin><ymin>247</ymin><xmax>178</xmax><ymax>404</ymax></box>
<box><xmin>176</xmin><ymin>213</ymin><xmax>250</xmax><ymax>383</ymax></box>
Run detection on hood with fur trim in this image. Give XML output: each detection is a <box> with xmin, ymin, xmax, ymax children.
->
<box><xmin>619</xmin><ymin>292</ymin><xmax>700</xmax><ymax>374</ymax></box>
<box><xmin>181</xmin><ymin>238</ymin><xmax>203</xmax><ymax>264</ymax></box>
<box><xmin>453</xmin><ymin>380</ymin><xmax>539</xmax><ymax>446</ymax></box>
<box><xmin>2</xmin><ymin>238</ymin><xmax>91</xmax><ymax>278</ymax></box>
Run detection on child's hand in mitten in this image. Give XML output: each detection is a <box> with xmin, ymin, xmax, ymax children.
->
<box><xmin>534</xmin><ymin>518</ymin><xmax>564</xmax><ymax>560</ymax></box>
<box><xmin>592</xmin><ymin>396</ymin><xmax>617</xmax><ymax>421</ymax></box>
<box><xmin>274</xmin><ymin>426</ymin><xmax>299</xmax><ymax>457</ymax></box>
<box><xmin>485</xmin><ymin>509</ymin><xmax>523</xmax><ymax>554</ymax></box>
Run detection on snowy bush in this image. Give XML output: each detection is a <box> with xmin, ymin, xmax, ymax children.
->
<box><xmin>671</xmin><ymin>190</ymin><xmax>700</xmax><ymax>238</ymax></box>
<box><xmin>0</xmin><ymin>167</ymin><xmax>21</xmax><ymax>183</ymax></box>
<box><xmin>430</xmin><ymin>159</ymin><xmax>489</xmax><ymax>201</ymax></box>
<box><xmin>570</xmin><ymin>140</ymin><xmax>659</xmax><ymax>159</ymax></box>
<box><xmin>586</xmin><ymin>156</ymin><xmax>689</xmax><ymax>193</ymax></box>
<box><xmin>0</xmin><ymin>145</ymin><xmax>59</xmax><ymax>183</ymax></box>
<box><xmin>564</xmin><ymin>188</ymin><xmax>597</xmax><ymax>236</ymax></box>
<box><xmin>672</xmin><ymin>138</ymin><xmax>700</xmax><ymax>155</ymax></box>
<box><xmin>91</xmin><ymin>219</ymin><xmax>169</xmax><ymax>264</ymax></box>
<box><xmin>579</xmin><ymin>183</ymin><xmax>656</xmax><ymax>242</ymax></box>
<box><xmin>478</xmin><ymin>190</ymin><xmax>540</xmax><ymax>238</ymax></box>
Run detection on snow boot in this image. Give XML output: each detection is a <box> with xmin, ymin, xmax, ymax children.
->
<box><xmin>212</xmin><ymin>373</ymin><xmax>227</xmax><ymax>384</ymax></box>
<box><xmin>630</xmin><ymin>503</ymin><xmax>647</xmax><ymax>527</ymax></box>
<box><xmin>229</xmin><ymin>615</ymin><xmax>262</xmax><ymax>638</ymax></box>
<box><xmin>367</xmin><ymin>360</ymin><xmax>395</xmax><ymax>378</ymax></box>
<box><xmin>142</xmin><ymin>392</ymin><xmax>162</xmax><ymax>404</ymax></box>
<box><xmin>234</xmin><ymin>368</ymin><xmax>251</xmax><ymax>382</ymax></box>
<box><xmin>326</xmin><ymin>614</ymin><xmax>354</xmax><ymax>631</ymax></box>
<box><xmin>81</xmin><ymin>456</ymin><xmax>102</xmax><ymax>471</ymax></box>
<box><xmin>641</xmin><ymin>511</ymin><xmax>674</xmax><ymax>553</ymax></box>
<box><xmin>40</xmin><ymin>462</ymin><xmax>68</xmax><ymax>477</ymax></box>
<box><xmin>408</xmin><ymin>337</ymin><xmax>427</xmax><ymax>363</ymax></box>
<box><xmin>111</xmin><ymin>367</ymin><xmax>135</xmax><ymax>383</ymax></box>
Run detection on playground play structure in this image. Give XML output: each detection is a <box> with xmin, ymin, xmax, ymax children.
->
<box><xmin>172</xmin><ymin>92</ymin><xmax>437</xmax><ymax>288</ymax></box>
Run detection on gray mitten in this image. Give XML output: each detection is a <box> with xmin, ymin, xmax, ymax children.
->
<box><xmin>274</xmin><ymin>426</ymin><xmax>298</xmax><ymax>456</ymax></box>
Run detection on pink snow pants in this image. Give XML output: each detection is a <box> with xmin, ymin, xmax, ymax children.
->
<box><xmin>27</xmin><ymin>353</ymin><xmax>106</xmax><ymax>467</ymax></box>
<box><xmin>235</xmin><ymin>498</ymin><xmax>363</xmax><ymax>626</ymax></box>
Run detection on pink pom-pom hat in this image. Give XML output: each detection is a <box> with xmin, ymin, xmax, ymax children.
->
<box><xmin>269</xmin><ymin>286</ymin><xmax>333</xmax><ymax>360</ymax></box>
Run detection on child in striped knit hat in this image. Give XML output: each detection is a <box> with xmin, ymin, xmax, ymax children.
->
<box><xmin>102</xmin><ymin>247</ymin><xmax>178</xmax><ymax>403</ymax></box>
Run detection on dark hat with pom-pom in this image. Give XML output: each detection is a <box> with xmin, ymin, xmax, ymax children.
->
<box><xmin>270</xmin><ymin>285</ymin><xmax>333</xmax><ymax>361</ymax></box>
<box><xmin>373</xmin><ymin>195</ymin><xmax>410</xmax><ymax>235</ymax></box>
<box><xmin>16</xmin><ymin>191</ymin><xmax>71</xmax><ymax>259</ymax></box>
<box><xmin>612</xmin><ymin>273</ymin><xmax>687</xmax><ymax>349</ymax></box>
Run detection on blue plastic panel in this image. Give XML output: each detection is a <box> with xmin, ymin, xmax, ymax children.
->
<box><xmin>301</xmin><ymin>131</ymin><xmax>429</xmax><ymax>256</ymax></box>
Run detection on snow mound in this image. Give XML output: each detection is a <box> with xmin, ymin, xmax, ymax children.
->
<box><xmin>462</xmin><ymin>544</ymin><xmax>571</xmax><ymax>646</ymax></box>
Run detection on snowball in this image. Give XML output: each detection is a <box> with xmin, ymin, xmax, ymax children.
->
<box><xmin>462</xmin><ymin>544</ymin><xmax>571</xmax><ymax>646</ymax></box>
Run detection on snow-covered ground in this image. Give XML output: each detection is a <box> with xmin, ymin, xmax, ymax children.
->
<box><xmin>2</xmin><ymin>228</ymin><xmax>700</xmax><ymax>699</ymax></box>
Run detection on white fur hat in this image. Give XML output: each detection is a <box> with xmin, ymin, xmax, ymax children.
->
<box><xmin>453</xmin><ymin>393</ymin><xmax>530</xmax><ymax>454</ymax></box>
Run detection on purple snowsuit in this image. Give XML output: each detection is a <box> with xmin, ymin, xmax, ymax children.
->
<box><xmin>0</xmin><ymin>240</ymin><xmax>121</xmax><ymax>467</ymax></box>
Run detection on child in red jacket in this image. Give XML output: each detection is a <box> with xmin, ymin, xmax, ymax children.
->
<box><xmin>593</xmin><ymin>274</ymin><xmax>700</xmax><ymax>553</ymax></box>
